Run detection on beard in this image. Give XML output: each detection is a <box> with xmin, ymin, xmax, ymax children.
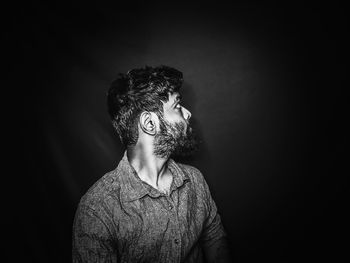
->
<box><xmin>153</xmin><ymin>116</ymin><xmax>199</xmax><ymax>159</ymax></box>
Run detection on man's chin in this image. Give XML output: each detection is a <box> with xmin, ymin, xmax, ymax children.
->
<box><xmin>171</xmin><ymin>133</ymin><xmax>199</xmax><ymax>158</ymax></box>
<box><xmin>154</xmin><ymin>119</ymin><xmax>199</xmax><ymax>159</ymax></box>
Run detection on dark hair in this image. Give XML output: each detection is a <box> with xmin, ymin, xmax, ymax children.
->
<box><xmin>107</xmin><ymin>65</ymin><xmax>183</xmax><ymax>146</ymax></box>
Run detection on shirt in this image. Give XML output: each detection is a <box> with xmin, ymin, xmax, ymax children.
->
<box><xmin>72</xmin><ymin>152</ymin><xmax>227</xmax><ymax>262</ymax></box>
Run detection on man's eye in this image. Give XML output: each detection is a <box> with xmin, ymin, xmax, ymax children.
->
<box><xmin>175</xmin><ymin>104</ymin><xmax>181</xmax><ymax>109</ymax></box>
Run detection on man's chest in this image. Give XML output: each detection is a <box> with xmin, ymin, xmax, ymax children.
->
<box><xmin>114</xmin><ymin>186</ymin><xmax>208</xmax><ymax>261</ymax></box>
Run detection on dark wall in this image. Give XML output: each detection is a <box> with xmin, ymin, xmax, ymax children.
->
<box><xmin>7</xmin><ymin>2</ymin><xmax>347</xmax><ymax>262</ymax></box>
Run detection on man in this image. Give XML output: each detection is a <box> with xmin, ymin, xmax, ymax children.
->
<box><xmin>72</xmin><ymin>66</ymin><xmax>232</xmax><ymax>262</ymax></box>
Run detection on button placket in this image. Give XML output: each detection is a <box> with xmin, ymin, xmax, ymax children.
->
<box><xmin>166</xmin><ymin>197</ymin><xmax>181</xmax><ymax>263</ymax></box>
<box><xmin>165</xmin><ymin>195</ymin><xmax>174</xmax><ymax>211</ymax></box>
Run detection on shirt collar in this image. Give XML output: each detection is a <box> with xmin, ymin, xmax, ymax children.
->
<box><xmin>117</xmin><ymin>151</ymin><xmax>190</xmax><ymax>202</ymax></box>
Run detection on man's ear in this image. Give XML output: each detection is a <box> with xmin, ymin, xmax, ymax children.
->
<box><xmin>139</xmin><ymin>111</ymin><xmax>157</xmax><ymax>135</ymax></box>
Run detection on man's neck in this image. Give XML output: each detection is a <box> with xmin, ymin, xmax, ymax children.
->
<box><xmin>126</xmin><ymin>146</ymin><xmax>170</xmax><ymax>188</ymax></box>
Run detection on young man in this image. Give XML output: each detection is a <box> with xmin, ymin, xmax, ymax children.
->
<box><xmin>72</xmin><ymin>66</ymin><xmax>231</xmax><ymax>262</ymax></box>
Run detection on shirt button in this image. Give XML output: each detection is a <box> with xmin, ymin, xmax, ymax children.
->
<box><xmin>168</xmin><ymin>204</ymin><xmax>173</xmax><ymax>210</ymax></box>
<box><xmin>174</xmin><ymin>239</ymin><xmax>179</xmax><ymax>244</ymax></box>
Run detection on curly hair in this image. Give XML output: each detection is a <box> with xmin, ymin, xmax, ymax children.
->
<box><xmin>107</xmin><ymin>65</ymin><xmax>183</xmax><ymax>146</ymax></box>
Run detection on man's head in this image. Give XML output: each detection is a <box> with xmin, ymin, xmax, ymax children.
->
<box><xmin>107</xmin><ymin>65</ymin><xmax>198</xmax><ymax>158</ymax></box>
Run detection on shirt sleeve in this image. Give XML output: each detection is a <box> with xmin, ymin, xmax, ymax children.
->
<box><xmin>72</xmin><ymin>203</ymin><xmax>118</xmax><ymax>263</ymax></box>
<box><xmin>200</xmin><ymin>176</ymin><xmax>227</xmax><ymax>248</ymax></box>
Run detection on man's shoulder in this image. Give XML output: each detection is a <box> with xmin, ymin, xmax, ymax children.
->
<box><xmin>78</xmin><ymin>168</ymin><xmax>122</xmax><ymax>210</ymax></box>
<box><xmin>175</xmin><ymin>161</ymin><xmax>206</xmax><ymax>184</ymax></box>
<box><xmin>176</xmin><ymin>162</ymin><xmax>200</xmax><ymax>174</ymax></box>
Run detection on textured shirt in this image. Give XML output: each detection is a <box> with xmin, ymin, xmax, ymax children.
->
<box><xmin>72</xmin><ymin>152</ymin><xmax>227</xmax><ymax>262</ymax></box>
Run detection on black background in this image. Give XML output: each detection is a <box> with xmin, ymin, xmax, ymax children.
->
<box><xmin>6</xmin><ymin>1</ymin><xmax>348</xmax><ymax>262</ymax></box>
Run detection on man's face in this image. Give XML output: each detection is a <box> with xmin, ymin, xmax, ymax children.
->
<box><xmin>153</xmin><ymin>92</ymin><xmax>198</xmax><ymax>159</ymax></box>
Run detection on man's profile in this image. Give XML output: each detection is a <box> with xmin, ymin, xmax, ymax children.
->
<box><xmin>72</xmin><ymin>66</ymin><xmax>231</xmax><ymax>262</ymax></box>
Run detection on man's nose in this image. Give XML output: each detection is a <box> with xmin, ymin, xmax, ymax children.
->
<box><xmin>181</xmin><ymin>106</ymin><xmax>192</xmax><ymax>121</ymax></box>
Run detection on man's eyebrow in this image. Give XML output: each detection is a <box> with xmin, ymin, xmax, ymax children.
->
<box><xmin>172</xmin><ymin>94</ymin><xmax>182</xmax><ymax>105</ymax></box>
